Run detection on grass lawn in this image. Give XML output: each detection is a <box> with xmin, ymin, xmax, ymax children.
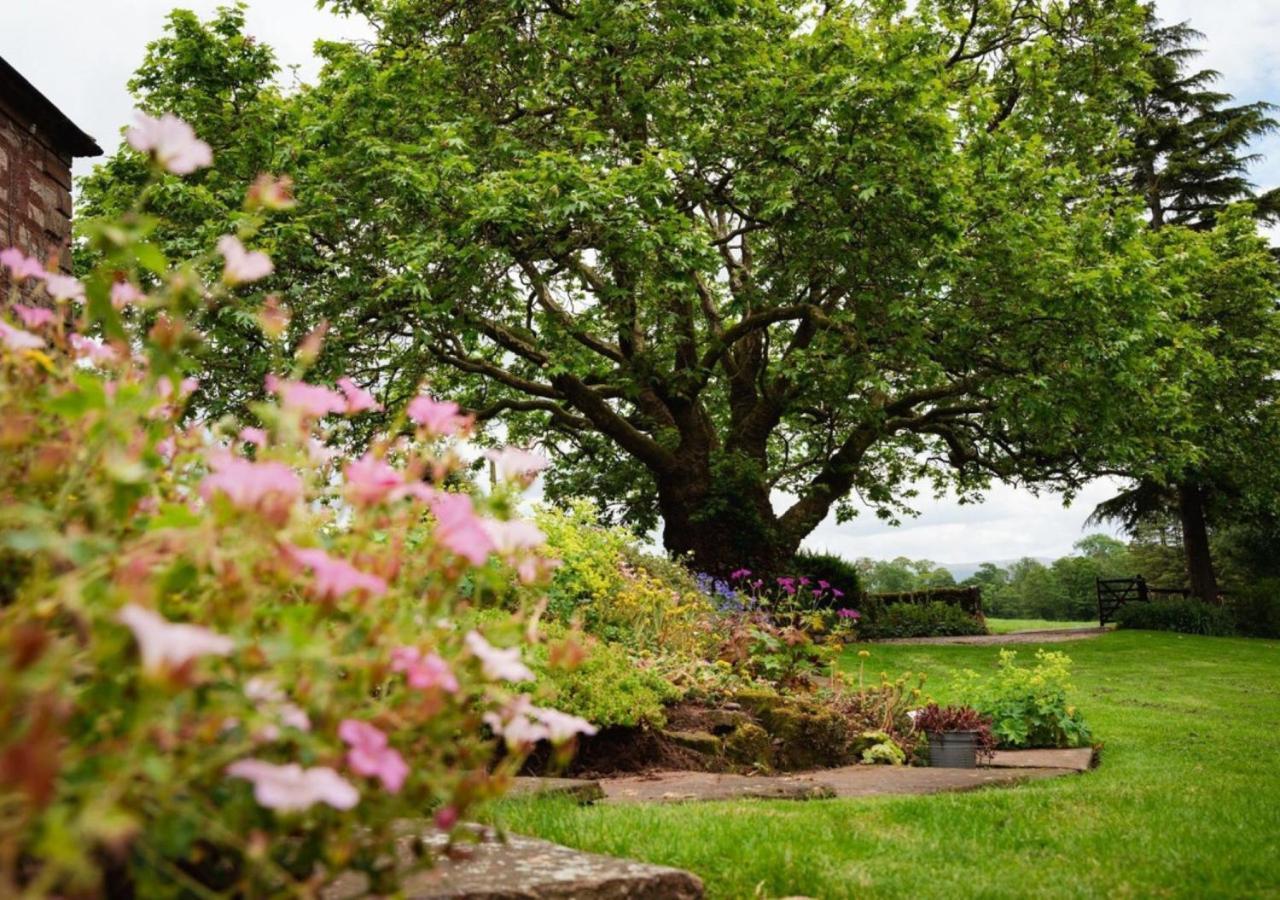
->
<box><xmin>484</xmin><ymin>631</ymin><xmax>1280</xmax><ymax>898</ymax></box>
<box><xmin>985</xmin><ymin>617</ymin><xmax>1101</xmax><ymax>634</ymax></box>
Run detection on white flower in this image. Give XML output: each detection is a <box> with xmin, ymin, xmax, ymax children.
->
<box><xmin>486</xmin><ymin>447</ymin><xmax>548</xmax><ymax>485</ymax></box>
<box><xmin>0</xmin><ymin>321</ymin><xmax>45</xmax><ymax>351</ymax></box>
<box><xmin>226</xmin><ymin>759</ymin><xmax>358</xmax><ymax>812</ymax></box>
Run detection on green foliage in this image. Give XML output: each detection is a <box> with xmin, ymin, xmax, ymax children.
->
<box><xmin>859</xmin><ymin>602</ymin><xmax>986</xmax><ymax>640</ymax></box>
<box><xmin>953</xmin><ymin>650</ymin><xmax>1092</xmax><ymax>749</ymax></box>
<box><xmin>79</xmin><ymin>0</ymin><xmax>1229</xmax><ymax>574</ymax></box>
<box><xmin>1229</xmin><ymin>578</ymin><xmax>1280</xmax><ymax>639</ymax></box>
<box><xmin>793</xmin><ymin>551</ymin><xmax>862</xmax><ymax>603</ymax></box>
<box><xmin>525</xmin><ymin>636</ymin><xmax>680</xmax><ymax>729</ymax></box>
<box><xmin>534</xmin><ymin>500</ymin><xmax>714</xmax><ymax>655</ymax></box>
<box><xmin>858</xmin><ymin>557</ymin><xmax>956</xmax><ymax>594</ymax></box>
<box><xmin>1116</xmin><ymin>599</ymin><xmax>1237</xmax><ymax>636</ymax></box>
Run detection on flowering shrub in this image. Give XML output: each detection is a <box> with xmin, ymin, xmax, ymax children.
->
<box><xmin>952</xmin><ymin>650</ymin><xmax>1093</xmax><ymax>749</ymax></box>
<box><xmin>0</xmin><ymin>118</ymin><xmax>591</xmax><ymax>895</ymax></box>
<box><xmin>534</xmin><ymin>501</ymin><xmax>714</xmax><ymax>656</ymax></box>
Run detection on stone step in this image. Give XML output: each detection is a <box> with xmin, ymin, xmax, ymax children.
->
<box><xmin>510</xmin><ymin>775</ymin><xmax>606</xmax><ymax>803</ymax></box>
<box><xmin>325</xmin><ymin>826</ymin><xmax>703</xmax><ymax>899</ymax></box>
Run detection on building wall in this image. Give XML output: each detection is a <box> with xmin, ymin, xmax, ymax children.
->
<box><xmin>0</xmin><ymin>92</ymin><xmax>76</xmax><ymax>295</ymax></box>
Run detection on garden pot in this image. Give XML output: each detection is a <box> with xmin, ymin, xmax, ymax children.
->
<box><xmin>927</xmin><ymin>730</ymin><xmax>980</xmax><ymax>768</ymax></box>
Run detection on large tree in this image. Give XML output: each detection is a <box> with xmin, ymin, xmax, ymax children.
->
<box><xmin>83</xmin><ymin>0</ymin><xmax>1215</xmax><ymax>574</ymax></box>
<box><xmin>1094</xmin><ymin>9</ymin><xmax>1280</xmax><ymax>603</ymax></box>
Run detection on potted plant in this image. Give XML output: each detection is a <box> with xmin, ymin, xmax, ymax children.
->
<box><xmin>913</xmin><ymin>704</ymin><xmax>996</xmax><ymax>768</ymax></box>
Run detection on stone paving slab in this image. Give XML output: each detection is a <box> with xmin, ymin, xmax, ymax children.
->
<box><xmin>325</xmin><ymin>827</ymin><xmax>704</xmax><ymax>899</ymax></box>
<box><xmin>873</xmin><ymin>627</ymin><xmax>1109</xmax><ymax>645</ymax></box>
<box><xmin>600</xmin><ymin>763</ymin><xmax>1080</xmax><ymax>804</ymax></box>
<box><xmin>988</xmin><ymin>747</ymin><xmax>1095</xmax><ymax>771</ymax></box>
<box><xmin>510</xmin><ymin>776</ymin><xmax>606</xmax><ymax>803</ymax></box>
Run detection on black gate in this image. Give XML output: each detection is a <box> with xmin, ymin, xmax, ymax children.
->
<box><xmin>1096</xmin><ymin>577</ymin><xmax>1149</xmax><ymax>626</ymax></box>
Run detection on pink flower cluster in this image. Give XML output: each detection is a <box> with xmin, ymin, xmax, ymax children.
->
<box><xmin>427</xmin><ymin>492</ymin><xmax>495</xmax><ymax>565</ymax></box>
<box><xmin>117</xmin><ymin>603</ymin><xmax>234</xmax><ymax>674</ymax></box>
<box><xmin>266</xmin><ymin>375</ymin><xmax>379</xmax><ymax>419</ymax></box>
<box><xmin>2</xmin><ymin>247</ymin><xmax>85</xmax><ymax>304</ymax></box>
<box><xmin>465</xmin><ymin>631</ymin><xmax>535</xmax><ymax>682</ymax></box>
<box><xmin>391</xmin><ymin>646</ymin><xmax>460</xmax><ymax>693</ymax></box>
<box><xmin>342</xmin><ymin>453</ymin><xmax>431</xmax><ymax>507</ymax></box>
<box><xmin>226</xmin><ymin>760</ymin><xmax>358</xmax><ymax>812</ymax></box>
<box><xmin>218</xmin><ymin>235</ymin><xmax>274</xmax><ymax>285</ymax></box>
<box><xmin>200</xmin><ymin>451</ymin><xmax>302</xmax><ymax>522</ymax></box>
<box><xmin>339</xmin><ymin>720</ymin><xmax>409</xmax><ymax>793</ymax></box>
<box><xmin>407</xmin><ymin>392</ymin><xmax>472</xmax><ymax>436</ymax></box>
<box><xmin>285</xmin><ymin>544</ymin><xmax>388</xmax><ymax>600</ymax></box>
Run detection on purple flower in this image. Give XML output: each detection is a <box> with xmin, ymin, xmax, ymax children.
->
<box><xmin>818</xmin><ymin>580</ymin><xmax>831</xmax><ymax>590</ymax></box>
<box><xmin>832</xmin><ymin>588</ymin><xmax>845</xmax><ymax>599</ymax></box>
<box><xmin>837</xmin><ymin>608</ymin><xmax>861</xmax><ymax>620</ymax></box>
<box><xmin>730</xmin><ymin>568</ymin><xmax>752</xmax><ymax>580</ymax></box>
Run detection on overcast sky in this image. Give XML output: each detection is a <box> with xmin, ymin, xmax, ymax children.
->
<box><xmin>5</xmin><ymin>0</ymin><xmax>1277</xmax><ymax>564</ymax></box>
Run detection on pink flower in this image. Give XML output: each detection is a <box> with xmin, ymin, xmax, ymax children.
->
<box><xmin>226</xmin><ymin>759</ymin><xmax>358</xmax><ymax>812</ymax></box>
<box><xmin>464</xmin><ymin>631</ymin><xmax>534</xmax><ymax>683</ymax></box>
<box><xmin>111</xmin><ymin>281</ymin><xmax>144</xmax><ymax>308</ymax></box>
<box><xmin>244</xmin><ymin>677</ymin><xmax>311</xmax><ymax>737</ymax></box>
<box><xmin>70</xmin><ymin>334</ymin><xmax>120</xmax><ymax>365</ymax></box>
<box><xmin>266</xmin><ymin>375</ymin><xmax>347</xmax><ymax>419</ymax></box>
<box><xmin>117</xmin><ymin>603</ymin><xmax>234</xmax><ymax>673</ymax></box>
<box><xmin>285</xmin><ymin>544</ymin><xmax>388</xmax><ymax>600</ymax></box>
<box><xmin>12</xmin><ymin>305</ymin><xmax>55</xmax><ymax>329</ymax></box>
<box><xmin>239</xmin><ymin>426</ymin><xmax>268</xmax><ymax>448</ymax></box>
<box><xmin>487</xmin><ymin>447</ymin><xmax>548</xmax><ymax>485</ymax></box>
<box><xmin>390</xmin><ymin>646</ymin><xmax>460</xmax><ymax>693</ymax></box>
<box><xmin>337</xmin><ymin>377</ymin><xmax>381</xmax><ymax>414</ymax></box>
<box><xmin>407</xmin><ymin>393</ymin><xmax>471</xmax><ymax>436</ymax></box>
<box><xmin>0</xmin><ymin>247</ymin><xmax>46</xmax><ymax>281</ymax></box>
<box><xmin>343</xmin><ymin>453</ymin><xmax>405</xmax><ymax>506</ymax></box>
<box><xmin>126</xmin><ymin>111</ymin><xmax>213</xmax><ymax>175</ymax></box>
<box><xmin>0</xmin><ymin>321</ymin><xmax>45</xmax><ymax>351</ymax></box>
<box><xmin>339</xmin><ymin>720</ymin><xmax>410</xmax><ymax>793</ymax></box>
<box><xmin>533</xmin><ymin>706</ymin><xmax>599</xmax><ymax>743</ymax></box>
<box><xmin>218</xmin><ymin>235</ymin><xmax>274</xmax><ymax>285</ymax></box>
<box><xmin>427</xmin><ymin>492</ymin><xmax>494</xmax><ymax>565</ymax></box>
<box><xmin>200</xmin><ymin>451</ymin><xmax>302</xmax><ymax>519</ymax></box>
<box><xmin>42</xmin><ymin>274</ymin><xmax>85</xmax><ymax>303</ymax></box>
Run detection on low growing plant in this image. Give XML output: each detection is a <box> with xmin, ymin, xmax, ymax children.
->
<box><xmin>1116</xmin><ymin>598</ymin><xmax>1237</xmax><ymax>636</ymax></box>
<box><xmin>952</xmin><ymin>650</ymin><xmax>1092</xmax><ymax>749</ymax></box>
<box><xmin>858</xmin><ymin>601</ymin><xmax>986</xmax><ymax>640</ymax></box>
<box><xmin>913</xmin><ymin>704</ymin><xmax>997</xmax><ymax>762</ymax></box>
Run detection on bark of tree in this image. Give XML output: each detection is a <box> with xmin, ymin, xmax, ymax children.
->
<box><xmin>1177</xmin><ymin>481</ymin><xmax>1219</xmax><ymax>604</ymax></box>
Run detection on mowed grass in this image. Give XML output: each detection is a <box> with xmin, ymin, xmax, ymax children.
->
<box><xmin>986</xmin><ymin>617</ymin><xmax>1101</xmax><ymax>634</ymax></box>
<box><xmin>484</xmin><ymin>631</ymin><xmax>1280</xmax><ymax>899</ymax></box>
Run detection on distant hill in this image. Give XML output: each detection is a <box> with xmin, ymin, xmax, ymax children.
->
<box><xmin>941</xmin><ymin>558</ymin><xmax>1055</xmax><ymax>582</ymax></box>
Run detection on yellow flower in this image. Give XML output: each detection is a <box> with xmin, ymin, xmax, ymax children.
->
<box><xmin>858</xmin><ymin>650</ymin><xmax>871</xmax><ymax>659</ymax></box>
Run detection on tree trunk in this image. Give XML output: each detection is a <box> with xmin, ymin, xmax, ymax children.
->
<box><xmin>1177</xmin><ymin>481</ymin><xmax>1219</xmax><ymax>604</ymax></box>
<box><xmin>656</xmin><ymin>468</ymin><xmax>796</xmax><ymax>577</ymax></box>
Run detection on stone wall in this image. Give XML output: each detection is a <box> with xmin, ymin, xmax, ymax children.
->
<box><xmin>0</xmin><ymin>92</ymin><xmax>76</xmax><ymax>295</ymax></box>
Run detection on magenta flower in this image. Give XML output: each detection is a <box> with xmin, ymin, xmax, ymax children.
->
<box><xmin>42</xmin><ymin>273</ymin><xmax>85</xmax><ymax>303</ymax></box>
<box><xmin>117</xmin><ymin>603</ymin><xmax>234</xmax><ymax>673</ymax></box>
<box><xmin>218</xmin><ymin>235</ymin><xmax>274</xmax><ymax>285</ymax></box>
<box><xmin>487</xmin><ymin>447</ymin><xmax>548</xmax><ymax>485</ymax></box>
<box><xmin>464</xmin><ymin>631</ymin><xmax>534</xmax><ymax>682</ymax></box>
<box><xmin>0</xmin><ymin>321</ymin><xmax>45</xmax><ymax>352</ymax></box>
<box><xmin>265</xmin><ymin>375</ymin><xmax>347</xmax><ymax>418</ymax></box>
<box><xmin>285</xmin><ymin>545</ymin><xmax>388</xmax><ymax>601</ymax></box>
<box><xmin>12</xmin><ymin>305</ymin><xmax>55</xmax><ymax>329</ymax></box>
<box><xmin>127</xmin><ymin>112</ymin><xmax>213</xmax><ymax>175</ymax></box>
<box><xmin>730</xmin><ymin>568</ymin><xmax>752</xmax><ymax>580</ymax></box>
<box><xmin>406</xmin><ymin>393</ymin><xmax>471</xmax><ymax>436</ymax></box>
<box><xmin>226</xmin><ymin>759</ymin><xmax>358</xmax><ymax>812</ymax></box>
<box><xmin>0</xmin><ymin>247</ymin><xmax>46</xmax><ymax>281</ymax></box>
<box><xmin>200</xmin><ymin>451</ymin><xmax>302</xmax><ymax>519</ymax></box>
<box><xmin>832</xmin><ymin>588</ymin><xmax>845</xmax><ymax>599</ymax></box>
<box><xmin>837</xmin><ymin>608</ymin><xmax>861</xmax><ymax>620</ymax></box>
<box><xmin>339</xmin><ymin>720</ymin><xmax>410</xmax><ymax>794</ymax></box>
<box><xmin>391</xmin><ymin>646</ymin><xmax>460</xmax><ymax>693</ymax></box>
<box><xmin>337</xmin><ymin>377</ymin><xmax>381</xmax><ymax>414</ymax></box>
<box><xmin>428</xmin><ymin>492</ymin><xmax>495</xmax><ymax>564</ymax></box>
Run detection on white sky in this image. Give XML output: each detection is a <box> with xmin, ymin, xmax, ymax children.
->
<box><xmin>4</xmin><ymin>0</ymin><xmax>1276</xmax><ymax>564</ymax></box>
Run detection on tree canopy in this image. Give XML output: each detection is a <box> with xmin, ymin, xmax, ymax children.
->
<box><xmin>79</xmin><ymin>0</ymin><xmax>1274</xmax><ymax>574</ymax></box>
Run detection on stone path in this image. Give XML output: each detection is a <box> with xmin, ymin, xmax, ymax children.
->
<box><xmin>873</xmin><ymin>627</ymin><xmax>1109</xmax><ymax>645</ymax></box>
<box><xmin>325</xmin><ymin>828</ymin><xmax>703</xmax><ymax>899</ymax></box>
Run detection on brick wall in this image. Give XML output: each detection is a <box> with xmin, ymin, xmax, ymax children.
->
<box><xmin>0</xmin><ymin>93</ymin><xmax>76</xmax><ymax>296</ymax></box>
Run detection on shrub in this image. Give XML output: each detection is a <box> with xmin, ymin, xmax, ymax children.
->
<box><xmin>0</xmin><ymin>127</ymin><xmax>592</xmax><ymax>895</ymax></box>
<box><xmin>859</xmin><ymin>601</ymin><xmax>987</xmax><ymax>639</ymax></box>
<box><xmin>1228</xmin><ymin>579</ymin><xmax>1280</xmax><ymax>638</ymax></box>
<box><xmin>524</xmin><ymin>632</ymin><xmax>681</xmax><ymax>729</ymax></box>
<box><xmin>1116</xmin><ymin>598</ymin><xmax>1236</xmax><ymax>636</ymax></box>
<box><xmin>953</xmin><ymin>650</ymin><xmax>1092</xmax><ymax>749</ymax></box>
<box><xmin>535</xmin><ymin>501</ymin><xmax>715</xmax><ymax>655</ymax></box>
<box><xmin>792</xmin><ymin>550</ymin><xmax>863</xmax><ymax>607</ymax></box>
